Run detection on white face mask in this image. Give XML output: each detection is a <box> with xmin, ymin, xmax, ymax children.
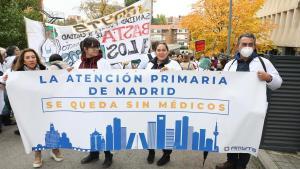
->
<box><xmin>240</xmin><ymin>47</ymin><xmax>254</xmax><ymax>58</ymax></box>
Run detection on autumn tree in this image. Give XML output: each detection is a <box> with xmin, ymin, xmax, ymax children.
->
<box><xmin>181</xmin><ymin>0</ymin><xmax>275</xmax><ymax>56</ymax></box>
<box><xmin>79</xmin><ymin>0</ymin><xmax>122</xmax><ymax>19</ymax></box>
<box><xmin>64</xmin><ymin>18</ymin><xmax>79</xmax><ymax>25</ymax></box>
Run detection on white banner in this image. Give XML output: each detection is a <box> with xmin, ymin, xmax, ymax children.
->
<box><xmin>7</xmin><ymin>70</ymin><xmax>268</xmax><ymax>156</ymax></box>
<box><xmin>25</xmin><ymin>0</ymin><xmax>151</xmax><ymax>66</ymax></box>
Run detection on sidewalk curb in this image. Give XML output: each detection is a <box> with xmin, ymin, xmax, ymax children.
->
<box><xmin>257</xmin><ymin>149</ymin><xmax>279</xmax><ymax>169</ymax></box>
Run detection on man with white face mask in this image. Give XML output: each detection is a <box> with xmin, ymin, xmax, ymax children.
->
<box><xmin>216</xmin><ymin>33</ymin><xmax>282</xmax><ymax>169</ymax></box>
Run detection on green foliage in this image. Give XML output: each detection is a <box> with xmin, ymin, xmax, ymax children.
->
<box><xmin>151</xmin><ymin>14</ymin><xmax>167</xmax><ymax>25</ymax></box>
<box><xmin>0</xmin><ymin>0</ymin><xmax>42</xmax><ymax>49</ymax></box>
<box><xmin>124</xmin><ymin>0</ymin><xmax>139</xmax><ymax>7</ymax></box>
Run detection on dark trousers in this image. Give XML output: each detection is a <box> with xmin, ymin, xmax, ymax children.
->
<box><xmin>0</xmin><ymin>115</ymin><xmax>2</xmax><ymax>131</ymax></box>
<box><xmin>2</xmin><ymin>90</ymin><xmax>12</xmax><ymax>115</ymax></box>
<box><xmin>89</xmin><ymin>151</ymin><xmax>111</xmax><ymax>157</ymax></box>
<box><xmin>148</xmin><ymin>149</ymin><xmax>172</xmax><ymax>155</ymax></box>
<box><xmin>1</xmin><ymin>90</ymin><xmax>13</xmax><ymax>125</ymax></box>
<box><xmin>227</xmin><ymin>153</ymin><xmax>250</xmax><ymax>168</ymax></box>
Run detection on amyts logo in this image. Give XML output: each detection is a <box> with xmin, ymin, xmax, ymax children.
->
<box><xmin>224</xmin><ymin>146</ymin><xmax>256</xmax><ymax>153</ymax></box>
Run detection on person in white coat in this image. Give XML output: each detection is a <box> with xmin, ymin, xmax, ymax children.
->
<box><xmin>0</xmin><ymin>51</ymin><xmax>6</xmax><ymax>133</ymax></box>
<box><xmin>1</xmin><ymin>46</ymin><xmax>20</xmax><ymax>128</ymax></box>
<box><xmin>145</xmin><ymin>42</ymin><xmax>182</xmax><ymax>71</ymax></box>
<box><xmin>216</xmin><ymin>33</ymin><xmax>282</xmax><ymax>169</ymax></box>
<box><xmin>48</xmin><ymin>54</ymin><xmax>71</xmax><ymax>70</ymax></box>
<box><xmin>73</xmin><ymin>37</ymin><xmax>113</xmax><ymax>169</ymax></box>
<box><xmin>3</xmin><ymin>48</ymin><xmax>63</xmax><ymax>168</ymax></box>
<box><xmin>4</xmin><ymin>46</ymin><xmax>20</xmax><ymax>71</ymax></box>
<box><xmin>145</xmin><ymin>42</ymin><xmax>182</xmax><ymax>166</ymax></box>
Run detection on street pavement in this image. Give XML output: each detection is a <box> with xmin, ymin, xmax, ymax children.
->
<box><xmin>0</xmin><ymin>125</ymin><xmax>264</xmax><ymax>169</ymax></box>
<box><xmin>258</xmin><ymin>150</ymin><xmax>300</xmax><ymax>169</ymax></box>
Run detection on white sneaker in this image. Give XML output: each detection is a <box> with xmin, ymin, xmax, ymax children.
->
<box><xmin>50</xmin><ymin>150</ymin><xmax>64</xmax><ymax>162</ymax></box>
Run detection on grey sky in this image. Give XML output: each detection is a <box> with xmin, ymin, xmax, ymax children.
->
<box><xmin>43</xmin><ymin>0</ymin><xmax>197</xmax><ymax>18</ymax></box>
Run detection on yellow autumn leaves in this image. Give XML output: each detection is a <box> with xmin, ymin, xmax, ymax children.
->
<box><xmin>181</xmin><ymin>0</ymin><xmax>275</xmax><ymax>56</ymax></box>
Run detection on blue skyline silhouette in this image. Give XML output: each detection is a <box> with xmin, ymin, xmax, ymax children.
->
<box><xmin>32</xmin><ymin>115</ymin><xmax>219</xmax><ymax>152</ymax></box>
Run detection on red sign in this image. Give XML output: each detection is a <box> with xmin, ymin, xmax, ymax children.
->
<box><xmin>195</xmin><ymin>40</ymin><xmax>205</xmax><ymax>52</ymax></box>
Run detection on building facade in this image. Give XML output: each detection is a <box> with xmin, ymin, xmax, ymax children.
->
<box><xmin>150</xmin><ymin>24</ymin><xmax>190</xmax><ymax>52</ymax></box>
<box><xmin>257</xmin><ymin>0</ymin><xmax>300</xmax><ymax>55</ymax></box>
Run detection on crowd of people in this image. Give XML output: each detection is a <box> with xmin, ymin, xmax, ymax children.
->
<box><xmin>0</xmin><ymin>33</ymin><xmax>282</xmax><ymax>169</ymax></box>
<box><xmin>151</xmin><ymin>42</ymin><xmax>229</xmax><ymax>72</ymax></box>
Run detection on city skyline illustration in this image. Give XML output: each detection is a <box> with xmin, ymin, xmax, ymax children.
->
<box><xmin>32</xmin><ymin>115</ymin><xmax>219</xmax><ymax>152</ymax></box>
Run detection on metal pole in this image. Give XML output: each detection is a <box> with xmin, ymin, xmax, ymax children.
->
<box><xmin>39</xmin><ymin>0</ymin><xmax>44</xmax><ymax>22</ymax></box>
<box><xmin>226</xmin><ymin>0</ymin><xmax>233</xmax><ymax>57</ymax></box>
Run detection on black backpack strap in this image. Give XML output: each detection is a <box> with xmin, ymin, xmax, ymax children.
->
<box><xmin>51</xmin><ymin>63</ymin><xmax>63</xmax><ymax>69</ymax></box>
<box><xmin>228</xmin><ymin>59</ymin><xmax>237</xmax><ymax>71</ymax></box>
<box><xmin>258</xmin><ymin>56</ymin><xmax>267</xmax><ymax>72</ymax></box>
<box><xmin>258</xmin><ymin>56</ymin><xmax>272</xmax><ymax>102</ymax></box>
<box><xmin>147</xmin><ymin>53</ymin><xmax>153</xmax><ymax>61</ymax></box>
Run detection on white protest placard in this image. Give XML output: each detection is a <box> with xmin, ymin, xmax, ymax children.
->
<box><xmin>25</xmin><ymin>0</ymin><xmax>151</xmax><ymax>67</ymax></box>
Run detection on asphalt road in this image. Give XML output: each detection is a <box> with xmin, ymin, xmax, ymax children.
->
<box><xmin>0</xmin><ymin>125</ymin><xmax>264</xmax><ymax>169</ymax></box>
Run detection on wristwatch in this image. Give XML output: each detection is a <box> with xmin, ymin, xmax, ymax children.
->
<box><xmin>267</xmin><ymin>75</ymin><xmax>273</xmax><ymax>83</ymax></box>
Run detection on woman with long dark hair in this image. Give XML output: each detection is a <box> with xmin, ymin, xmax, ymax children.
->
<box><xmin>73</xmin><ymin>37</ymin><xmax>113</xmax><ymax>168</ymax></box>
<box><xmin>4</xmin><ymin>48</ymin><xmax>64</xmax><ymax>168</ymax></box>
<box><xmin>145</xmin><ymin>42</ymin><xmax>182</xmax><ymax>166</ymax></box>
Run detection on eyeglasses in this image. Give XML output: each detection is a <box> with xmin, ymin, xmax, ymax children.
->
<box><xmin>241</xmin><ymin>43</ymin><xmax>254</xmax><ymax>47</ymax></box>
<box><xmin>88</xmin><ymin>47</ymin><xmax>100</xmax><ymax>51</ymax></box>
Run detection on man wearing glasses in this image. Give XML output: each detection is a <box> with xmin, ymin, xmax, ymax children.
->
<box><xmin>216</xmin><ymin>33</ymin><xmax>282</xmax><ymax>169</ymax></box>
